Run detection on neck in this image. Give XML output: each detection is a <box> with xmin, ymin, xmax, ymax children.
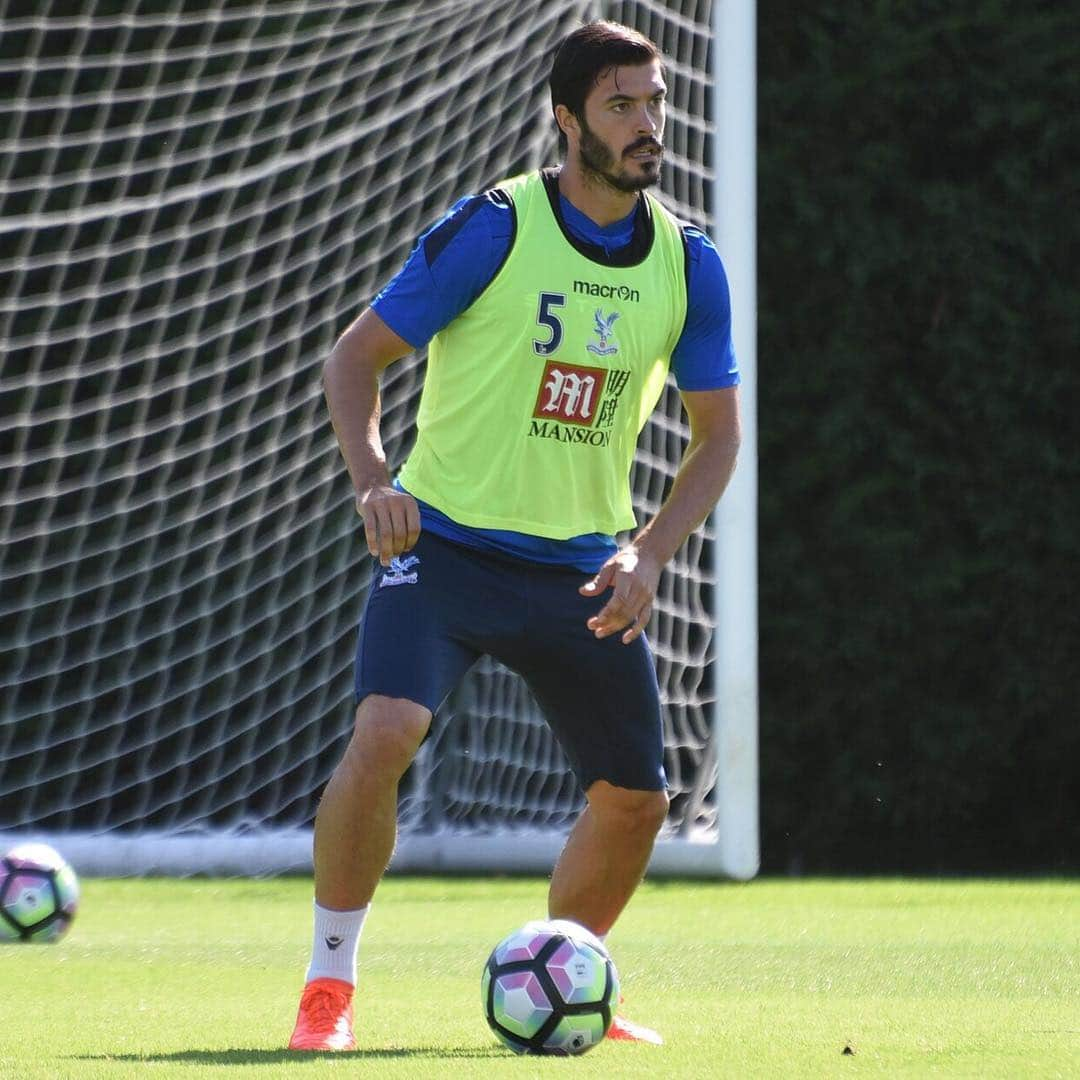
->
<box><xmin>556</xmin><ymin>157</ymin><xmax>640</xmax><ymax>227</ymax></box>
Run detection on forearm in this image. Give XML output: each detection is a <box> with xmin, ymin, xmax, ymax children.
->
<box><xmin>323</xmin><ymin>341</ymin><xmax>391</xmax><ymax>499</ymax></box>
<box><xmin>321</xmin><ymin>309</ymin><xmax>419</xmax><ymax>562</ymax></box>
<box><xmin>633</xmin><ymin>430</ymin><xmax>740</xmax><ymax>566</ymax></box>
<box><xmin>584</xmin><ymin>425</ymin><xmax>739</xmax><ymax>644</ymax></box>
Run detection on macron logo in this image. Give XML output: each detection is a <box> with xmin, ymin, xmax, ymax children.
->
<box><xmin>325</xmin><ymin>935</ymin><xmax>343</xmax><ymax>951</ymax></box>
<box><xmin>573</xmin><ymin>279</ymin><xmax>640</xmax><ymax>303</ymax></box>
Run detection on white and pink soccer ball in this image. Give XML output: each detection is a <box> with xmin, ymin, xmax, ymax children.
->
<box><xmin>0</xmin><ymin>843</ymin><xmax>79</xmax><ymax>943</ymax></box>
<box><xmin>482</xmin><ymin>918</ymin><xmax>619</xmax><ymax>1055</ymax></box>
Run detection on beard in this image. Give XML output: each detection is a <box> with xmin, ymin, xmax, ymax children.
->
<box><xmin>577</xmin><ymin>119</ymin><xmax>662</xmax><ymax>194</ymax></box>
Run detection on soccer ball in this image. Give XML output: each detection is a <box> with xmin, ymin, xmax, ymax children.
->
<box><xmin>0</xmin><ymin>843</ymin><xmax>79</xmax><ymax>943</ymax></box>
<box><xmin>482</xmin><ymin>918</ymin><xmax>619</xmax><ymax>1055</ymax></box>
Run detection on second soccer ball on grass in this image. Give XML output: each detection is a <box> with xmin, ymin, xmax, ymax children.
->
<box><xmin>0</xmin><ymin>842</ymin><xmax>80</xmax><ymax>943</ymax></box>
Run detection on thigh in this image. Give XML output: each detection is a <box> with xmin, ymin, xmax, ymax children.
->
<box><xmin>503</xmin><ymin>571</ymin><xmax>667</xmax><ymax>793</ymax></box>
<box><xmin>354</xmin><ymin>533</ymin><xmax>481</xmax><ymax>713</ymax></box>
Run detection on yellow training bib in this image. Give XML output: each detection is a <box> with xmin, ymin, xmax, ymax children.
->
<box><xmin>397</xmin><ymin>169</ymin><xmax>688</xmax><ymax>538</ymax></box>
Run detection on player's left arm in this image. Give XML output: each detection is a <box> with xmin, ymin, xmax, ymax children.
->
<box><xmin>583</xmin><ymin>226</ymin><xmax>740</xmax><ymax>643</ymax></box>
<box><xmin>581</xmin><ymin>386</ymin><xmax>741</xmax><ymax>643</ymax></box>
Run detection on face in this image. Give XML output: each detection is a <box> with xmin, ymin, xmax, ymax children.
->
<box><xmin>573</xmin><ymin>60</ymin><xmax>666</xmax><ymax>193</ymax></box>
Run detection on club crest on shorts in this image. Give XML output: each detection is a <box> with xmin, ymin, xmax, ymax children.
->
<box><xmin>379</xmin><ymin>554</ymin><xmax>420</xmax><ymax>587</ymax></box>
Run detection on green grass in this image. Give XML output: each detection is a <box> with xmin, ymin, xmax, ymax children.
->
<box><xmin>0</xmin><ymin>877</ymin><xmax>1076</xmax><ymax>1078</ymax></box>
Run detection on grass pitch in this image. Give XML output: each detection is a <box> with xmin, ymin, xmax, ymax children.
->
<box><xmin>0</xmin><ymin>876</ymin><xmax>1075</xmax><ymax>1078</ymax></box>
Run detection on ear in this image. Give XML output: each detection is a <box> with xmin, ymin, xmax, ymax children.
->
<box><xmin>554</xmin><ymin>104</ymin><xmax>580</xmax><ymax>143</ymax></box>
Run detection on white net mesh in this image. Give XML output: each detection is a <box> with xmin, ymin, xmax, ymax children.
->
<box><xmin>0</xmin><ymin>0</ymin><xmax>726</xmax><ymax>871</ymax></box>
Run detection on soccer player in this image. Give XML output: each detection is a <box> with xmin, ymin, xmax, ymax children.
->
<box><xmin>289</xmin><ymin>21</ymin><xmax>741</xmax><ymax>1051</ymax></box>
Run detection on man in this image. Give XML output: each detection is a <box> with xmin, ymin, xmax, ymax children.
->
<box><xmin>289</xmin><ymin>20</ymin><xmax>740</xmax><ymax>1051</ymax></box>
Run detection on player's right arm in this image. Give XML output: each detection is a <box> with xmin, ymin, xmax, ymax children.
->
<box><xmin>323</xmin><ymin>307</ymin><xmax>419</xmax><ymax>566</ymax></box>
<box><xmin>326</xmin><ymin>191</ymin><xmax>513</xmax><ymax>565</ymax></box>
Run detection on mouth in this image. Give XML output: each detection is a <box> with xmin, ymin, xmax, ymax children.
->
<box><xmin>625</xmin><ymin>143</ymin><xmax>662</xmax><ymax>162</ymax></box>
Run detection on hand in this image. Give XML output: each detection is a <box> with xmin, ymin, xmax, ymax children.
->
<box><xmin>356</xmin><ymin>485</ymin><xmax>421</xmax><ymax>566</ymax></box>
<box><xmin>579</xmin><ymin>546</ymin><xmax>662</xmax><ymax>644</ymax></box>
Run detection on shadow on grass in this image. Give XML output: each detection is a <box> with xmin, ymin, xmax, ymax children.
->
<box><xmin>74</xmin><ymin>1046</ymin><xmax>509</xmax><ymax>1064</ymax></box>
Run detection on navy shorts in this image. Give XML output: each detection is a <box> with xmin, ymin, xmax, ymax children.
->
<box><xmin>354</xmin><ymin>531</ymin><xmax>666</xmax><ymax>792</ymax></box>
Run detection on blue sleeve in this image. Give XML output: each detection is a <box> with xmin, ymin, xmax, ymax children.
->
<box><xmin>370</xmin><ymin>192</ymin><xmax>514</xmax><ymax>349</ymax></box>
<box><xmin>670</xmin><ymin>227</ymin><xmax>740</xmax><ymax>391</ymax></box>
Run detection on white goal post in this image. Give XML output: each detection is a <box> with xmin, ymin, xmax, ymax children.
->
<box><xmin>0</xmin><ymin>1</ymin><xmax>757</xmax><ymax>879</ymax></box>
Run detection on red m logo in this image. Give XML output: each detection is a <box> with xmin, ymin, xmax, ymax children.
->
<box><xmin>533</xmin><ymin>361</ymin><xmax>608</xmax><ymax>426</ymax></box>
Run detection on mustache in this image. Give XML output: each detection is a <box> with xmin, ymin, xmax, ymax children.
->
<box><xmin>623</xmin><ymin>137</ymin><xmax>662</xmax><ymax>156</ymax></box>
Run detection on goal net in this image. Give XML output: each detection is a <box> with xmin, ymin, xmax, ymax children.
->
<box><xmin>0</xmin><ymin>0</ymin><xmax>756</xmax><ymax>878</ymax></box>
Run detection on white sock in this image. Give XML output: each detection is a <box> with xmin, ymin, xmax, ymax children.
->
<box><xmin>305</xmin><ymin>901</ymin><xmax>369</xmax><ymax>986</ymax></box>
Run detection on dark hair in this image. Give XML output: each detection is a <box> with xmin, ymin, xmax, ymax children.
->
<box><xmin>549</xmin><ymin>21</ymin><xmax>662</xmax><ymax>151</ymax></box>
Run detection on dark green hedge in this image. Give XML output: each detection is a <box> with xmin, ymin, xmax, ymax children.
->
<box><xmin>756</xmin><ymin>2</ymin><xmax>1078</xmax><ymax>871</ymax></box>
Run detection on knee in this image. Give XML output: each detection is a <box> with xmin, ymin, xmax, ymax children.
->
<box><xmin>348</xmin><ymin>695</ymin><xmax>431</xmax><ymax>775</ymax></box>
<box><xmin>587</xmin><ymin>781</ymin><xmax>669</xmax><ymax>838</ymax></box>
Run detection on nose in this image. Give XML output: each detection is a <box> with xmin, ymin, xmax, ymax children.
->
<box><xmin>636</xmin><ymin>106</ymin><xmax>657</xmax><ymax>134</ymax></box>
